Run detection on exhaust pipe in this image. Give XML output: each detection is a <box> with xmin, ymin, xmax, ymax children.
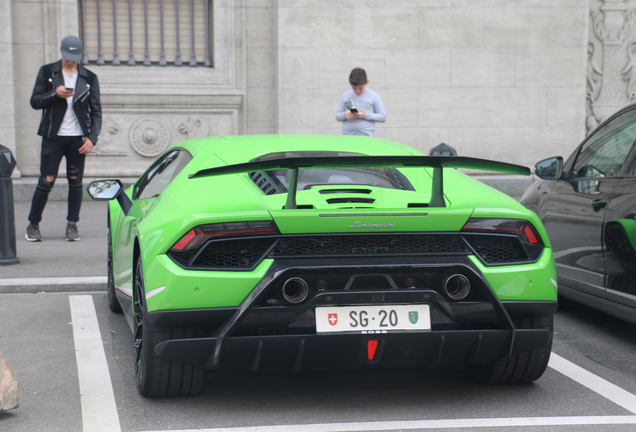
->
<box><xmin>281</xmin><ymin>277</ymin><xmax>309</xmax><ymax>304</ymax></box>
<box><xmin>442</xmin><ymin>274</ymin><xmax>470</xmax><ymax>300</ymax></box>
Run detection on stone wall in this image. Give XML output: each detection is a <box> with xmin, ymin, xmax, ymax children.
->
<box><xmin>246</xmin><ymin>1</ymin><xmax>589</xmax><ymax>168</ymax></box>
<box><xmin>6</xmin><ymin>1</ymin><xmax>591</xmax><ymax>179</ymax></box>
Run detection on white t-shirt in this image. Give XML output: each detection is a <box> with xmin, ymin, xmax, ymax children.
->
<box><xmin>58</xmin><ymin>70</ymin><xmax>83</xmax><ymax>136</ymax></box>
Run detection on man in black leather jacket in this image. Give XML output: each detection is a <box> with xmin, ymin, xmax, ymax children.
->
<box><xmin>26</xmin><ymin>36</ymin><xmax>102</xmax><ymax>242</ymax></box>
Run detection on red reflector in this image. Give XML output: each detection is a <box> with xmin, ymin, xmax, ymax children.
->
<box><xmin>367</xmin><ymin>340</ymin><xmax>379</xmax><ymax>361</ymax></box>
<box><xmin>172</xmin><ymin>229</ymin><xmax>196</xmax><ymax>250</ymax></box>
<box><xmin>523</xmin><ymin>224</ymin><xmax>538</xmax><ymax>244</ymax></box>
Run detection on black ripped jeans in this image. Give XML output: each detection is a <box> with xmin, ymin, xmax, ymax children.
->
<box><xmin>28</xmin><ymin>136</ymin><xmax>86</xmax><ymax>224</ymax></box>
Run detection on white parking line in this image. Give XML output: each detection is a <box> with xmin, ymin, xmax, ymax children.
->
<box><xmin>549</xmin><ymin>353</ymin><xmax>636</xmax><ymax>414</ymax></box>
<box><xmin>139</xmin><ymin>416</ymin><xmax>636</xmax><ymax>432</ymax></box>
<box><xmin>70</xmin><ymin>295</ymin><xmax>121</xmax><ymax>432</ymax></box>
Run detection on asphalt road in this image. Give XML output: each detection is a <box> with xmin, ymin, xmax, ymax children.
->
<box><xmin>2</xmin><ymin>291</ymin><xmax>636</xmax><ymax>432</ymax></box>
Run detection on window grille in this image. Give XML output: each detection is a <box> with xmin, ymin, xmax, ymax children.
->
<box><xmin>78</xmin><ymin>0</ymin><xmax>212</xmax><ymax>67</ymax></box>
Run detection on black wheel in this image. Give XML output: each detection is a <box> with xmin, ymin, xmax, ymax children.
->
<box><xmin>107</xmin><ymin>221</ymin><xmax>122</xmax><ymax>313</ymax></box>
<box><xmin>133</xmin><ymin>259</ymin><xmax>206</xmax><ymax>397</ymax></box>
<box><xmin>466</xmin><ymin>316</ymin><xmax>553</xmax><ymax>385</ymax></box>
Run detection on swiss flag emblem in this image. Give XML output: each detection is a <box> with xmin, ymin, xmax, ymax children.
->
<box><xmin>328</xmin><ymin>313</ymin><xmax>338</xmax><ymax>326</ymax></box>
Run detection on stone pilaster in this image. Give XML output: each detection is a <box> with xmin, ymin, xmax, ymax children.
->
<box><xmin>588</xmin><ymin>0</ymin><xmax>636</xmax><ymax>131</ymax></box>
<box><xmin>0</xmin><ymin>0</ymin><xmax>19</xmax><ymax>178</ymax></box>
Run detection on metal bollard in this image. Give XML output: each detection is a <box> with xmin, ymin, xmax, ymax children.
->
<box><xmin>0</xmin><ymin>144</ymin><xmax>19</xmax><ymax>265</ymax></box>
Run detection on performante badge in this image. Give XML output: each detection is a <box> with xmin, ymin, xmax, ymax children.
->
<box><xmin>409</xmin><ymin>311</ymin><xmax>419</xmax><ymax>324</ymax></box>
<box><xmin>328</xmin><ymin>313</ymin><xmax>338</xmax><ymax>326</ymax></box>
<box><xmin>349</xmin><ymin>221</ymin><xmax>396</xmax><ymax>229</ymax></box>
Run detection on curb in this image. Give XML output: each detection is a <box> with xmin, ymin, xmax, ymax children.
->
<box><xmin>0</xmin><ymin>277</ymin><xmax>107</xmax><ymax>293</ymax></box>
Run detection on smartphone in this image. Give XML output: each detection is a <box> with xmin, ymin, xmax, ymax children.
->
<box><xmin>66</xmin><ymin>87</ymin><xmax>74</xmax><ymax>92</ymax></box>
<box><xmin>345</xmin><ymin>99</ymin><xmax>358</xmax><ymax>113</ymax></box>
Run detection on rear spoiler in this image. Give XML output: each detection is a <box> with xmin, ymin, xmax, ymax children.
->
<box><xmin>188</xmin><ymin>156</ymin><xmax>530</xmax><ymax>209</ymax></box>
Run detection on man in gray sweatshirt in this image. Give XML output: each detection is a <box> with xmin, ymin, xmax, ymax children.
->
<box><xmin>335</xmin><ymin>68</ymin><xmax>386</xmax><ymax>137</ymax></box>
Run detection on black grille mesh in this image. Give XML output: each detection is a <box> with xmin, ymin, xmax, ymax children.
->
<box><xmin>172</xmin><ymin>233</ymin><xmax>539</xmax><ymax>269</ymax></box>
<box><xmin>271</xmin><ymin>235</ymin><xmax>468</xmax><ymax>256</ymax></box>
<box><xmin>191</xmin><ymin>238</ymin><xmax>276</xmax><ymax>268</ymax></box>
<box><xmin>462</xmin><ymin>234</ymin><xmax>527</xmax><ymax>263</ymax></box>
<box><xmin>286</xmin><ymin>271</ymin><xmax>444</xmax><ymax>291</ymax></box>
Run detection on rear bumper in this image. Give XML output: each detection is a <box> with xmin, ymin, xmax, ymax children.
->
<box><xmin>146</xmin><ymin>256</ymin><xmax>557</xmax><ymax>371</ymax></box>
<box><xmin>155</xmin><ymin>325</ymin><xmax>552</xmax><ymax>371</ymax></box>
<box><xmin>151</xmin><ymin>300</ymin><xmax>556</xmax><ymax>369</ymax></box>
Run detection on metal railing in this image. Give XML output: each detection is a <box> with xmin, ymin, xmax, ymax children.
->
<box><xmin>79</xmin><ymin>0</ymin><xmax>212</xmax><ymax>67</ymax></box>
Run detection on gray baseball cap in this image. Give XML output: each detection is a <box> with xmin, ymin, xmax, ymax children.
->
<box><xmin>61</xmin><ymin>36</ymin><xmax>83</xmax><ymax>62</ymax></box>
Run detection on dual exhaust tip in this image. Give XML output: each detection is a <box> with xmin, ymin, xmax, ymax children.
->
<box><xmin>442</xmin><ymin>274</ymin><xmax>471</xmax><ymax>300</ymax></box>
<box><xmin>281</xmin><ymin>277</ymin><xmax>309</xmax><ymax>304</ymax></box>
<box><xmin>279</xmin><ymin>274</ymin><xmax>471</xmax><ymax>304</ymax></box>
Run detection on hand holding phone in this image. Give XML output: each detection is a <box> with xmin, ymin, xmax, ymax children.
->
<box><xmin>345</xmin><ymin>99</ymin><xmax>358</xmax><ymax>113</ymax></box>
<box><xmin>56</xmin><ymin>86</ymin><xmax>74</xmax><ymax>98</ymax></box>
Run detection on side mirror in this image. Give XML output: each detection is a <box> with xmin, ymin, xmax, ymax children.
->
<box><xmin>534</xmin><ymin>157</ymin><xmax>563</xmax><ymax>180</ymax></box>
<box><xmin>87</xmin><ymin>179</ymin><xmax>122</xmax><ymax>200</ymax></box>
<box><xmin>87</xmin><ymin>179</ymin><xmax>135</xmax><ymax>216</ymax></box>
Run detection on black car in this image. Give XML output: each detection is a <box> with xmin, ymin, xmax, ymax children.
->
<box><xmin>521</xmin><ymin>103</ymin><xmax>636</xmax><ymax>324</ymax></box>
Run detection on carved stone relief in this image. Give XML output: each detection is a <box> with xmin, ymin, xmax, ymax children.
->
<box><xmin>587</xmin><ymin>0</ymin><xmax>636</xmax><ymax>133</ymax></box>
<box><xmin>129</xmin><ymin>118</ymin><xmax>171</xmax><ymax>157</ymax></box>
<box><xmin>90</xmin><ymin>120</ymin><xmax>127</xmax><ymax>156</ymax></box>
<box><xmin>77</xmin><ymin>106</ymin><xmax>238</xmax><ymax>177</ymax></box>
<box><xmin>178</xmin><ymin>117</ymin><xmax>210</xmax><ymax>140</ymax></box>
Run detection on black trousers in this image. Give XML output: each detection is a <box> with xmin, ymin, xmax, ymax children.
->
<box><xmin>28</xmin><ymin>136</ymin><xmax>86</xmax><ymax>224</ymax></box>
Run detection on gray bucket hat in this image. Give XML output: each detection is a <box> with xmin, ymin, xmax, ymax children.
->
<box><xmin>61</xmin><ymin>36</ymin><xmax>83</xmax><ymax>62</ymax></box>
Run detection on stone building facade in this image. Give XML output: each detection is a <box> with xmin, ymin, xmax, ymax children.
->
<box><xmin>587</xmin><ymin>0</ymin><xmax>636</xmax><ymax>132</ymax></box>
<box><xmin>1</xmin><ymin>1</ymin><xmax>604</xmax><ymax>181</ymax></box>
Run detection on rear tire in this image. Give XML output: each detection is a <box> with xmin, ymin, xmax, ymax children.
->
<box><xmin>466</xmin><ymin>316</ymin><xmax>553</xmax><ymax>385</ymax></box>
<box><xmin>133</xmin><ymin>259</ymin><xmax>206</xmax><ymax>397</ymax></box>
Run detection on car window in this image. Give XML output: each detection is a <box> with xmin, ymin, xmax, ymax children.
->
<box><xmin>572</xmin><ymin>108</ymin><xmax>636</xmax><ymax>178</ymax></box>
<box><xmin>250</xmin><ymin>151</ymin><xmax>414</xmax><ymax>193</ymax></box>
<box><xmin>269</xmin><ymin>167</ymin><xmax>409</xmax><ymax>191</ymax></box>
<box><xmin>136</xmin><ymin>150</ymin><xmax>192</xmax><ymax>200</ymax></box>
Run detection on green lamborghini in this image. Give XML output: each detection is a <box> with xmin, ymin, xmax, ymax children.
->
<box><xmin>87</xmin><ymin>134</ymin><xmax>557</xmax><ymax>397</ymax></box>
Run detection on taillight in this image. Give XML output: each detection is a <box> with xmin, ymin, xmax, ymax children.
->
<box><xmin>170</xmin><ymin>220</ymin><xmax>279</xmax><ymax>252</ymax></box>
<box><xmin>462</xmin><ymin>218</ymin><xmax>542</xmax><ymax>245</ymax></box>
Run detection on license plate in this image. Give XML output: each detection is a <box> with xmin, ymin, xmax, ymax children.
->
<box><xmin>315</xmin><ymin>304</ymin><xmax>430</xmax><ymax>334</ymax></box>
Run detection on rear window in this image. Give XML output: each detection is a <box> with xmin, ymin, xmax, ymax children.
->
<box><xmin>250</xmin><ymin>151</ymin><xmax>414</xmax><ymax>194</ymax></box>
